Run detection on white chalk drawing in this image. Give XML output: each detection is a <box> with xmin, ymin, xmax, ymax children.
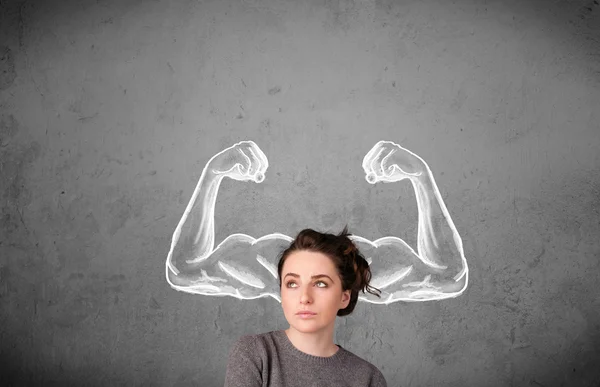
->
<box><xmin>165</xmin><ymin>140</ymin><xmax>468</xmax><ymax>303</ymax></box>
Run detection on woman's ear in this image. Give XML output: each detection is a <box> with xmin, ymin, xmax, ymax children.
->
<box><xmin>341</xmin><ymin>290</ymin><xmax>351</xmax><ymax>308</ymax></box>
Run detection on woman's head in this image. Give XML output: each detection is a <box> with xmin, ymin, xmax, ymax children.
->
<box><xmin>277</xmin><ymin>226</ymin><xmax>381</xmax><ymax>325</ymax></box>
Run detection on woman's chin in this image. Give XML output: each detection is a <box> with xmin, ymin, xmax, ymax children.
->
<box><xmin>288</xmin><ymin>322</ymin><xmax>329</xmax><ymax>335</ymax></box>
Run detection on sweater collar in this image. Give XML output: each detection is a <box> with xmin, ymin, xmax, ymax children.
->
<box><xmin>274</xmin><ymin>330</ymin><xmax>347</xmax><ymax>365</ymax></box>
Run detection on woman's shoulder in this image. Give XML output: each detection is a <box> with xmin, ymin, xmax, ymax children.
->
<box><xmin>230</xmin><ymin>331</ymin><xmax>280</xmax><ymax>352</ymax></box>
<box><xmin>339</xmin><ymin>347</ymin><xmax>377</xmax><ymax>368</ymax></box>
<box><xmin>338</xmin><ymin>347</ymin><xmax>386</xmax><ymax>384</ymax></box>
<box><xmin>231</xmin><ymin>333</ymin><xmax>255</xmax><ymax>348</ymax></box>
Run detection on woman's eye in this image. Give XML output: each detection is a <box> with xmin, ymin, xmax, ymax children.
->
<box><xmin>285</xmin><ymin>281</ymin><xmax>327</xmax><ymax>288</ymax></box>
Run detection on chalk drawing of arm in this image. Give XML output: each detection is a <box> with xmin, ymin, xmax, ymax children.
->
<box><xmin>165</xmin><ymin>140</ymin><xmax>290</xmax><ymax>300</ymax></box>
<box><xmin>357</xmin><ymin>141</ymin><xmax>468</xmax><ymax>304</ymax></box>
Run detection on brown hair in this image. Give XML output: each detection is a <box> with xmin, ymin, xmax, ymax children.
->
<box><xmin>277</xmin><ymin>226</ymin><xmax>381</xmax><ymax>316</ymax></box>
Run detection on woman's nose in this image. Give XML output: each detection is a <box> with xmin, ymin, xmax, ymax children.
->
<box><xmin>300</xmin><ymin>287</ymin><xmax>313</xmax><ymax>304</ymax></box>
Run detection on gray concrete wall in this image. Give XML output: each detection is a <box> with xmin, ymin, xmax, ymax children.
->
<box><xmin>1</xmin><ymin>0</ymin><xmax>599</xmax><ymax>385</ymax></box>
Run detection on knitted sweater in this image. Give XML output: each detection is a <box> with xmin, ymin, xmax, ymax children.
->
<box><xmin>224</xmin><ymin>330</ymin><xmax>387</xmax><ymax>387</ymax></box>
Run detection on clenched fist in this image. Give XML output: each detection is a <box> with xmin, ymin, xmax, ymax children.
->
<box><xmin>362</xmin><ymin>140</ymin><xmax>426</xmax><ymax>184</ymax></box>
<box><xmin>209</xmin><ymin>140</ymin><xmax>269</xmax><ymax>183</ymax></box>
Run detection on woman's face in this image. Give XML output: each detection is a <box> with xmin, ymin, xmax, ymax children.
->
<box><xmin>280</xmin><ymin>250</ymin><xmax>350</xmax><ymax>335</ymax></box>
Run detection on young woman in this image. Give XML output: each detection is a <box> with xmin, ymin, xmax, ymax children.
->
<box><xmin>224</xmin><ymin>226</ymin><xmax>386</xmax><ymax>387</ymax></box>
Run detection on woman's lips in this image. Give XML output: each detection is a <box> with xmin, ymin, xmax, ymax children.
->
<box><xmin>296</xmin><ymin>311</ymin><xmax>316</xmax><ymax>319</ymax></box>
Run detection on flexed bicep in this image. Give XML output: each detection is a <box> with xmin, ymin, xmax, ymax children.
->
<box><xmin>360</xmin><ymin>141</ymin><xmax>468</xmax><ymax>302</ymax></box>
<box><xmin>167</xmin><ymin>233</ymin><xmax>291</xmax><ymax>300</ymax></box>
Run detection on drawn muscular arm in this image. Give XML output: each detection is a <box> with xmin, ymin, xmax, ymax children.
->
<box><xmin>165</xmin><ymin>141</ymin><xmax>283</xmax><ymax>298</ymax></box>
<box><xmin>359</xmin><ymin>141</ymin><xmax>468</xmax><ymax>303</ymax></box>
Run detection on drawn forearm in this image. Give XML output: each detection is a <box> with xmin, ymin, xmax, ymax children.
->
<box><xmin>167</xmin><ymin>167</ymin><xmax>223</xmax><ymax>275</ymax></box>
<box><xmin>411</xmin><ymin>166</ymin><xmax>467</xmax><ymax>281</ymax></box>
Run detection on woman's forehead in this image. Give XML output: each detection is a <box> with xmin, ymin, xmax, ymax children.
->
<box><xmin>283</xmin><ymin>250</ymin><xmax>336</xmax><ymax>273</ymax></box>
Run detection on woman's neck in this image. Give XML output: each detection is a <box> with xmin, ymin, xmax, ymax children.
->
<box><xmin>284</xmin><ymin>326</ymin><xmax>339</xmax><ymax>357</ymax></box>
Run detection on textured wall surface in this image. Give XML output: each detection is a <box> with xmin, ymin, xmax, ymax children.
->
<box><xmin>1</xmin><ymin>0</ymin><xmax>599</xmax><ymax>385</ymax></box>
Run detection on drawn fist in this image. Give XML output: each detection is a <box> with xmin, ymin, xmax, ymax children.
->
<box><xmin>362</xmin><ymin>140</ymin><xmax>426</xmax><ymax>184</ymax></box>
<box><xmin>209</xmin><ymin>140</ymin><xmax>269</xmax><ymax>183</ymax></box>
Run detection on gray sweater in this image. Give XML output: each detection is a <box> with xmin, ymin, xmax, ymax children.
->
<box><xmin>224</xmin><ymin>330</ymin><xmax>387</xmax><ymax>387</ymax></box>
